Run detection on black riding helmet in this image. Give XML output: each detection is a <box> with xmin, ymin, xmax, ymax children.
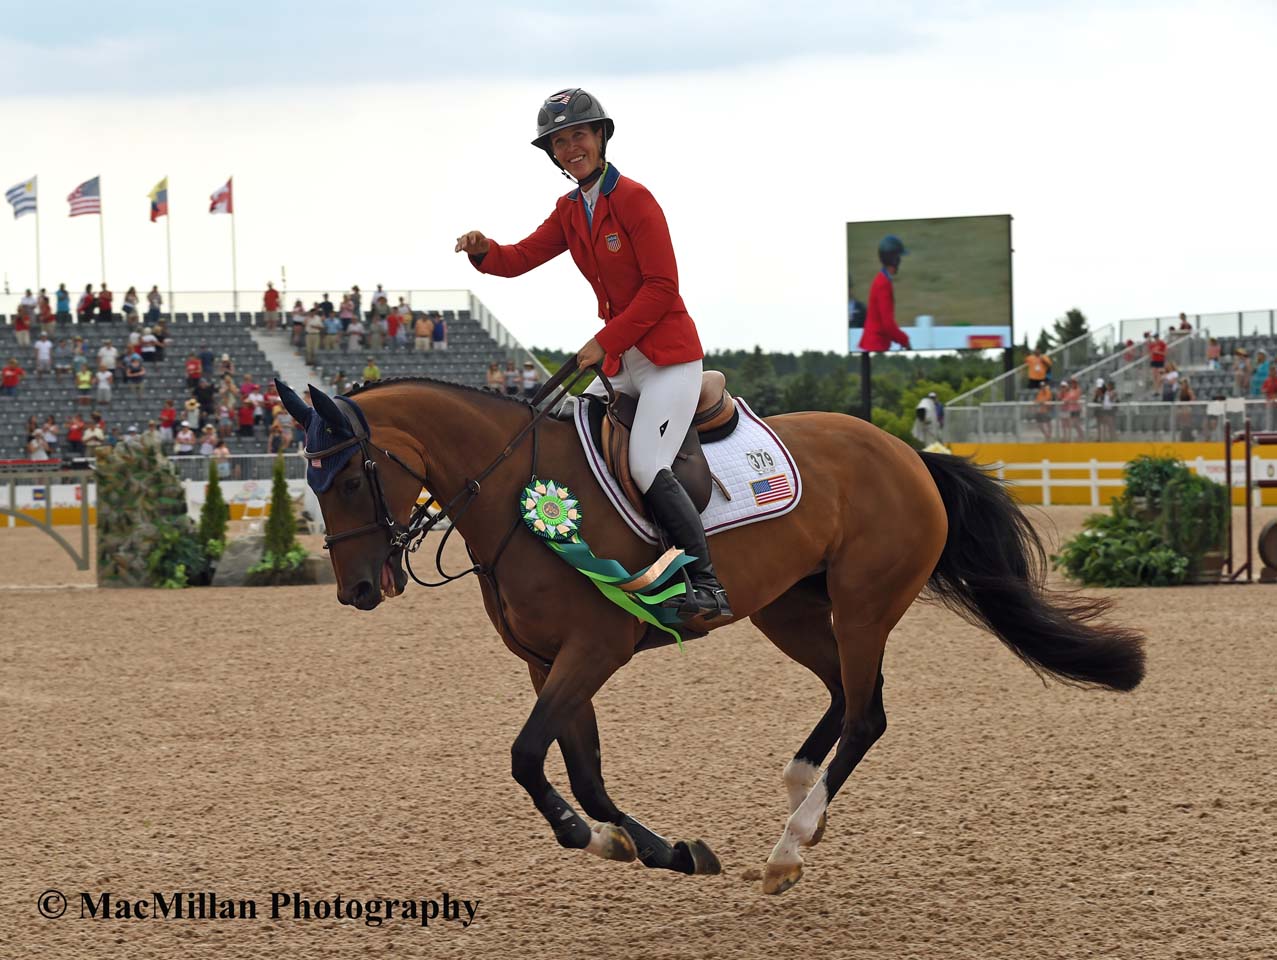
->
<box><xmin>532</xmin><ymin>88</ymin><xmax>615</xmax><ymax>176</ymax></box>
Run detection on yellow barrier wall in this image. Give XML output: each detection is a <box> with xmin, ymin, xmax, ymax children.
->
<box><xmin>949</xmin><ymin>442</ymin><xmax>1277</xmax><ymax>505</ymax></box>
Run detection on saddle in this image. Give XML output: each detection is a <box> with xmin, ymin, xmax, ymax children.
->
<box><xmin>593</xmin><ymin>370</ymin><xmax>741</xmax><ymax>518</ymax></box>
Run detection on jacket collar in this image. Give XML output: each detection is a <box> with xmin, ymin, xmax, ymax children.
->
<box><xmin>568</xmin><ymin>163</ymin><xmax>621</xmax><ymax>201</ymax></box>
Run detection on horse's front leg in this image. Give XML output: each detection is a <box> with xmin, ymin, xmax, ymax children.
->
<box><xmin>519</xmin><ymin>659</ymin><xmax>721</xmax><ymax>875</ymax></box>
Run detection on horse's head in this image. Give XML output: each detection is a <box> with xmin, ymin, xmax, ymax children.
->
<box><xmin>277</xmin><ymin>379</ymin><xmax>418</xmax><ymax>610</ymax></box>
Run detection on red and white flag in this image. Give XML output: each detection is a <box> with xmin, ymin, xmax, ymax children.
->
<box><xmin>209</xmin><ymin>177</ymin><xmax>233</xmax><ymax>214</ymax></box>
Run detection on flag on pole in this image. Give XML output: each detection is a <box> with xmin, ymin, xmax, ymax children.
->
<box><xmin>149</xmin><ymin>177</ymin><xmax>168</xmax><ymax>222</ymax></box>
<box><xmin>5</xmin><ymin>177</ymin><xmax>37</xmax><ymax>219</ymax></box>
<box><xmin>67</xmin><ymin>176</ymin><xmax>102</xmax><ymax>217</ymax></box>
<box><xmin>209</xmin><ymin>177</ymin><xmax>233</xmax><ymax>214</ymax></box>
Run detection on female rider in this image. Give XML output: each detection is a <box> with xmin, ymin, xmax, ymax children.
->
<box><xmin>455</xmin><ymin>87</ymin><xmax>731</xmax><ymax>621</ymax></box>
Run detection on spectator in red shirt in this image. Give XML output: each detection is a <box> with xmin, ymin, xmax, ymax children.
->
<box><xmin>98</xmin><ymin>284</ymin><xmax>114</xmax><ymax>322</ymax></box>
<box><xmin>184</xmin><ymin>353</ymin><xmax>203</xmax><ymax>391</ymax></box>
<box><xmin>1148</xmin><ymin>334</ymin><xmax>1168</xmax><ymax>389</ymax></box>
<box><xmin>237</xmin><ymin>399</ymin><xmax>256</xmax><ymax>437</ymax></box>
<box><xmin>858</xmin><ymin>235</ymin><xmax>912</xmax><ymax>352</ymax></box>
<box><xmin>1</xmin><ymin>357</ymin><xmax>25</xmax><ymax>396</ymax></box>
<box><xmin>12</xmin><ymin>306</ymin><xmax>31</xmax><ymax>347</ymax></box>
<box><xmin>263</xmin><ymin>282</ymin><xmax>282</xmax><ymax>332</ymax></box>
<box><xmin>76</xmin><ymin>285</ymin><xmax>96</xmax><ymax>323</ymax></box>
<box><xmin>158</xmin><ymin>398</ymin><xmax>178</xmax><ymax>449</ymax></box>
<box><xmin>1263</xmin><ymin>364</ymin><xmax>1277</xmax><ymax>405</ymax></box>
<box><xmin>65</xmin><ymin>413</ymin><xmax>86</xmax><ymax>455</ymax></box>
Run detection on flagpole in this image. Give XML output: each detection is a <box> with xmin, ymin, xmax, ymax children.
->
<box><xmin>34</xmin><ymin>195</ymin><xmax>42</xmax><ymax>293</ymax></box>
<box><xmin>98</xmin><ymin>184</ymin><xmax>107</xmax><ymax>284</ymax></box>
<box><xmin>230</xmin><ymin>206</ymin><xmax>238</xmax><ymax>317</ymax></box>
<box><xmin>165</xmin><ymin>178</ymin><xmax>173</xmax><ymax>317</ymax></box>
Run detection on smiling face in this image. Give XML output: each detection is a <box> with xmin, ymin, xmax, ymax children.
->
<box><xmin>550</xmin><ymin>123</ymin><xmax>604</xmax><ymax>180</ymax></box>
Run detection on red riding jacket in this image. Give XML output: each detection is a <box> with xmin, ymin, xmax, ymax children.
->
<box><xmin>858</xmin><ymin>269</ymin><xmax>911</xmax><ymax>352</ymax></box>
<box><xmin>469</xmin><ymin>165</ymin><xmax>703</xmax><ymax>376</ymax></box>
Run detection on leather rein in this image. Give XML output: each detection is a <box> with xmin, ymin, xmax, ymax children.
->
<box><xmin>305</xmin><ymin>358</ymin><xmax>603</xmax><ymax>593</ymax></box>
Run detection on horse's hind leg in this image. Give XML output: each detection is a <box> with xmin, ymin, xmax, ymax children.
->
<box><xmin>749</xmin><ymin>577</ymin><xmax>845</xmax><ymax>846</ymax></box>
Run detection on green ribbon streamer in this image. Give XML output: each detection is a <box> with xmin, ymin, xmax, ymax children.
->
<box><xmin>545</xmin><ymin>539</ymin><xmax>695</xmax><ymax>648</ymax></box>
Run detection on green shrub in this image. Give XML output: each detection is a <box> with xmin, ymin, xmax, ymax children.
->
<box><xmin>1122</xmin><ymin>455</ymin><xmax>1190</xmax><ymax>502</ymax></box>
<box><xmin>198</xmin><ymin>458</ymin><xmax>229</xmax><ymax>550</ymax></box>
<box><xmin>1053</xmin><ymin>512</ymin><xmax>1189</xmax><ymax>587</ymax></box>
<box><xmin>145</xmin><ymin>525</ymin><xmax>210</xmax><ymax>589</ymax></box>
<box><xmin>1157</xmin><ymin>471</ymin><xmax>1228</xmax><ymax>569</ymax></box>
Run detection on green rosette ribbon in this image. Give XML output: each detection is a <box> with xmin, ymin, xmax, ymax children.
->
<box><xmin>520</xmin><ymin>478</ymin><xmax>694</xmax><ymax>647</ymax></box>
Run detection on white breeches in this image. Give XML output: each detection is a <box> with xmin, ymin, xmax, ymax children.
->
<box><xmin>584</xmin><ymin>348</ymin><xmax>703</xmax><ymax>494</ymax></box>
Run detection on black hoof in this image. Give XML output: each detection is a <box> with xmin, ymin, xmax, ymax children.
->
<box><xmin>675</xmin><ymin>839</ymin><xmax>722</xmax><ymax>875</ymax></box>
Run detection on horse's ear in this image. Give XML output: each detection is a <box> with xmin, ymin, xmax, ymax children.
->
<box><xmin>275</xmin><ymin>379</ymin><xmax>312</xmax><ymax>429</ymax></box>
<box><xmin>308</xmin><ymin>385</ymin><xmax>351</xmax><ymax>436</ymax></box>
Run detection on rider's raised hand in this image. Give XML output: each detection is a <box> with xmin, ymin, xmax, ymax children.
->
<box><xmin>454</xmin><ymin>231</ymin><xmax>491</xmax><ymax>255</ymax></box>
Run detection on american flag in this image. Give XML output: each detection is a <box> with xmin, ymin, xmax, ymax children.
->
<box><xmin>67</xmin><ymin>176</ymin><xmax>101</xmax><ymax>217</ymax></box>
<box><xmin>750</xmin><ymin>474</ymin><xmax>793</xmax><ymax>506</ymax></box>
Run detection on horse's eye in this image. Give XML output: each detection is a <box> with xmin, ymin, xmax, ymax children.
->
<box><xmin>342</xmin><ymin>476</ymin><xmax>361</xmax><ymax>495</ymax></box>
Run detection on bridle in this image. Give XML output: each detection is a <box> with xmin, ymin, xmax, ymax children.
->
<box><xmin>306</xmin><ymin>358</ymin><xmax>604</xmax><ymax>591</ymax></box>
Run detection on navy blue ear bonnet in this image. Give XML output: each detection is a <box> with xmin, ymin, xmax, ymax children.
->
<box><xmin>275</xmin><ymin>379</ymin><xmax>369</xmax><ymax>494</ymax></box>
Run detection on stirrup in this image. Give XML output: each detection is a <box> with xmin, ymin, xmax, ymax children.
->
<box><xmin>667</xmin><ymin>577</ymin><xmax>733</xmax><ymax>621</ymax></box>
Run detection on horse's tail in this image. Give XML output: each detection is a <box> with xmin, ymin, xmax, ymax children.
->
<box><xmin>919</xmin><ymin>452</ymin><xmax>1145</xmax><ymax>692</ymax></box>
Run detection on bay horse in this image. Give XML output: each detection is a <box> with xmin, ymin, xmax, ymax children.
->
<box><xmin>277</xmin><ymin>373</ymin><xmax>1144</xmax><ymax>895</ymax></box>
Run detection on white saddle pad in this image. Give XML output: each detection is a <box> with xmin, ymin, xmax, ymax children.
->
<box><xmin>571</xmin><ymin>396</ymin><xmax>803</xmax><ymax>545</ymax></box>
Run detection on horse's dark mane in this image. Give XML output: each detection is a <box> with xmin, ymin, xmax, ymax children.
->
<box><xmin>344</xmin><ymin>375</ymin><xmax>533</xmax><ymax>409</ymax></box>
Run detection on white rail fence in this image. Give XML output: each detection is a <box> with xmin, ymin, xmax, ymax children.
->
<box><xmin>993</xmin><ymin>458</ymin><xmax>1271</xmax><ymax>506</ymax></box>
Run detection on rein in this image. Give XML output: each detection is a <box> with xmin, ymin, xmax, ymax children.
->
<box><xmin>308</xmin><ymin>358</ymin><xmax>599</xmax><ymax>591</ymax></box>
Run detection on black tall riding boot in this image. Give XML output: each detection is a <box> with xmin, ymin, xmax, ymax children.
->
<box><xmin>643</xmin><ymin>468</ymin><xmax>733</xmax><ymax>621</ymax></box>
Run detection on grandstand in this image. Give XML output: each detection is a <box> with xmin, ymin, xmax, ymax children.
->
<box><xmin>0</xmin><ymin>293</ymin><xmax>526</xmax><ymax>459</ymax></box>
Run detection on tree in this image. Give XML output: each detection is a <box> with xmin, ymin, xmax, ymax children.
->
<box><xmin>1034</xmin><ymin>328</ymin><xmax>1054</xmax><ymax>354</ymax></box>
<box><xmin>1052</xmin><ymin>308</ymin><xmax>1089</xmax><ymax>346</ymax></box>
<box><xmin>263</xmin><ymin>453</ymin><xmax>297</xmax><ymax>560</ymax></box>
<box><xmin>198</xmin><ymin>458</ymin><xmax>229</xmax><ymax>549</ymax></box>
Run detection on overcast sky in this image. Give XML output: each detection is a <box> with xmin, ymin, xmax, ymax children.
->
<box><xmin>1</xmin><ymin>0</ymin><xmax>1274</xmax><ymax>353</ymax></box>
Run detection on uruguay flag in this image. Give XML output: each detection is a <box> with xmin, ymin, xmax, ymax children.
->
<box><xmin>149</xmin><ymin>176</ymin><xmax>168</xmax><ymax>222</ymax></box>
<box><xmin>5</xmin><ymin>177</ymin><xmax>37</xmax><ymax>219</ymax></box>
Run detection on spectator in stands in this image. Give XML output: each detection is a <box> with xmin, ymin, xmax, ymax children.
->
<box><xmin>324</xmin><ymin>309</ymin><xmax>342</xmax><ymax>352</ymax></box>
<box><xmin>217</xmin><ymin>353</ymin><xmax>235</xmax><ymax>379</ymax></box>
<box><xmin>18</xmin><ymin>288</ymin><xmax>37</xmax><ymax>329</ymax></box>
<box><xmin>338</xmin><ymin>292</ymin><xmax>355</xmax><ymax>332</ymax></box>
<box><xmin>387</xmin><ymin>299</ymin><xmax>406</xmax><ymax>351</ymax></box>
<box><xmin>98</xmin><ymin>284</ymin><xmax>114</xmax><ymax>322</ymax></box>
<box><xmin>214</xmin><ymin>438</ymin><xmax>232</xmax><ymax>478</ymax></box>
<box><xmin>153</xmin><ymin>319</ymin><xmax>170</xmax><ymax>361</ymax></box>
<box><xmin>2</xmin><ymin>357</ymin><xmax>26</xmax><ymax>397</ymax></box>
<box><xmin>372</xmin><ymin>285</ymin><xmax>388</xmax><ymax>316</ymax></box>
<box><xmin>266</xmin><ymin>419</ymin><xmax>291</xmax><ymax>454</ymax></box>
<box><xmin>195</xmin><ymin>377</ymin><xmax>216</xmax><ymax>420</ymax></box>
<box><xmin>1232</xmin><ymin>349</ymin><xmax>1250</xmax><ymax>396</ymax></box>
<box><xmin>330</xmin><ymin>369</ymin><xmax>350</xmax><ymax>395</ymax></box>
<box><xmin>139</xmin><ymin>327</ymin><xmax>158</xmax><ymax>363</ymax></box>
<box><xmin>362</xmin><ymin>356</ymin><xmax>381</xmax><ymax>382</ymax></box>
<box><xmin>369</xmin><ymin>305</ymin><xmax>386</xmax><ymax>351</ymax></box>
<box><xmin>173</xmin><ymin>421</ymin><xmax>196</xmax><ymax>456</ymax></box>
<box><xmin>75</xmin><ymin>367</ymin><xmax>92</xmax><ymax>404</ymax></box>
<box><xmin>38</xmin><ymin>291</ymin><xmax>56</xmax><ymax>337</ymax></box>
<box><xmin>182</xmin><ymin>352</ymin><xmax>202</xmax><ymax>392</ymax></box>
<box><xmin>198</xmin><ymin>425</ymin><xmax>218</xmax><ymax>456</ymax></box>
<box><xmin>41</xmin><ymin>415</ymin><xmax>59</xmax><ymax>455</ymax></box>
<box><xmin>1148</xmin><ymin>333</ymin><xmax>1168</xmax><ymax>388</ymax></box>
<box><xmin>1058</xmin><ymin>377</ymin><xmax>1084</xmax><ymax>441</ymax></box>
<box><xmin>125</xmin><ymin>354</ymin><xmax>146</xmax><ymax>395</ymax></box>
<box><xmin>485</xmin><ymin>362</ymin><xmax>504</xmax><ymax>392</ymax></box>
<box><xmin>431</xmin><ymin>311</ymin><xmax>447</xmax><ymax>351</ymax></box>
<box><xmin>1206</xmin><ymin>337</ymin><xmax>1221</xmax><ymax>370</ymax></box>
<box><xmin>52</xmin><ymin>338</ymin><xmax>72</xmax><ymax>382</ymax></box>
<box><xmin>70</xmin><ymin>336</ymin><xmax>87</xmax><ymax>372</ymax></box>
<box><xmin>304</xmin><ymin>310</ymin><xmax>323</xmax><ymax>364</ymax></box>
<box><xmin>1033</xmin><ymin>382</ymin><xmax>1054</xmax><ymax>440</ymax></box>
<box><xmin>521</xmin><ymin>361</ymin><xmax>540</xmax><ymax>399</ymax></box>
<box><xmin>504</xmin><ymin>360</ymin><xmax>519</xmax><ymax>396</ymax></box>
<box><xmin>372</xmin><ymin>290</ymin><xmax>391</xmax><ymax>338</ymax></box>
<box><xmin>184</xmin><ymin>395</ymin><xmax>202</xmax><ymax>429</ymax></box>
<box><xmin>121</xmin><ymin>425</ymin><xmax>143</xmax><ymax>448</ymax></box>
<box><xmin>1264</xmin><ymin>363</ymin><xmax>1277</xmax><ymax>405</ymax></box>
<box><xmin>146</xmin><ymin>285</ymin><xmax>162</xmax><ymax>324</ymax></box>
<box><xmin>122</xmin><ymin>286</ymin><xmax>139</xmax><ymax>323</ymax></box>
<box><xmin>1177</xmin><ymin>312</ymin><xmax>1193</xmax><ymax>333</ymax></box>
<box><xmin>1025</xmin><ymin>347</ymin><xmax>1051</xmax><ymax>389</ymax></box>
<box><xmin>12</xmin><ymin>299</ymin><xmax>31</xmax><ymax>347</ymax></box>
<box><xmin>77</xmin><ymin>284</ymin><xmax>96</xmax><ymax>323</ymax></box>
<box><xmin>56</xmin><ymin>283</ymin><xmax>71</xmax><ymax>322</ymax></box>
<box><xmin>95</xmin><ymin>339</ymin><xmax>116</xmax><ymax>371</ymax></box>
<box><xmin>26</xmin><ymin>432</ymin><xmax>50</xmax><ymax>460</ymax></box>
<box><xmin>1160</xmin><ymin>361</ymin><xmax>1180</xmax><ymax>401</ymax></box>
<box><xmin>83</xmin><ymin>415</ymin><xmax>107</xmax><ymax>453</ymax></box>
<box><xmin>346</xmin><ymin>312</ymin><xmax>366</xmax><ymax>353</ymax></box>
<box><xmin>237</xmin><ymin>373</ymin><xmax>257</xmax><ymax>402</ymax></box>
<box><xmin>196</xmin><ymin>342</ymin><xmax>214</xmax><ymax>375</ymax></box>
<box><xmin>158</xmin><ymin>399</ymin><xmax>177</xmax><ymax>448</ymax></box>
<box><xmin>395</xmin><ymin>307</ymin><xmax>412</xmax><ymax>350</ymax></box>
<box><xmin>65</xmin><ymin>413</ymin><xmax>86</xmax><ymax>455</ymax></box>
<box><xmin>94</xmin><ymin>366</ymin><xmax>113</xmax><ymax>405</ymax></box>
<box><xmin>320</xmin><ymin>292</ymin><xmax>335</xmax><ymax>325</ymax></box>
<box><xmin>33</xmin><ymin>332</ymin><xmax>54</xmax><ymax>378</ymax></box>
<box><xmin>248</xmin><ymin>384</ymin><xmax>267</xmax><ymax>425</ymax></box>
<box><xmin>237</xmin><ymin>397</ymin><xmax>256</xmax><ymax>437</ymax></box>
<box><xmin>263</xmin><ymin>282</ymin><xmax>281</xmax><ymax>331</ymax></box>
<box><xmin>1250</xmin><ymin>350</ymin><xmax>1270</xmax><ymax>398</ymax></box>
<box><xmin>414</xmin><ymin>312</ymin><xmax>433</xmax><ymax>352</ymax></box>
<box><xmin>350</xmin><ymin>285</ymin><xmax>363</xmax><ymax>324</ymax></box>
<box><xmin>216</xmin><ymin>399</ymin><xmax>234</xmax><ymax>439</ymax></box>
<box><xmin>291</xmin><ymin>300</ymin><xmax>307</xmax><ymax>346</ymax></box>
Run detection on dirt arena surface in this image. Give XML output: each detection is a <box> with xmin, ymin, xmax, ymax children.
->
<box><xmin>3</xmin><ymin>507</ymin><xmax>1275</xmax><ymax>959</ymax></box>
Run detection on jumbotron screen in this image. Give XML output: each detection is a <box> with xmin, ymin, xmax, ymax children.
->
<box><xmin>846</xmin><ymin>214</ymin><xmax>1012</xmax><ymax>353</ymax></box>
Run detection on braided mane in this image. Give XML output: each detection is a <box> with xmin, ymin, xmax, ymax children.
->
<box><xmin>343</xmin><ymin>375</ymin><xmax>533</xmax><ymax>408</ymax></box>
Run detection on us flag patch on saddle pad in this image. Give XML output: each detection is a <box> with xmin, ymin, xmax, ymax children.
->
<box><xmin>606</xmin><ymin>232</ymin><xmax>621</xmax><ymax>253</ymax></box>
<box><xmin>751</xmin><ymin>474</ymin><xmax>793</xmax><ymax>506</ymax></box>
